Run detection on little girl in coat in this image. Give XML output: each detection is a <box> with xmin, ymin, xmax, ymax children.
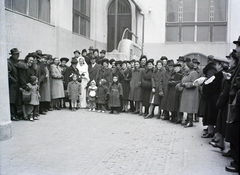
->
<box><xmin>96</xmin><ymin>79</ymin><xmax>109</xmax><ymax>113</ymax></box>
<box><xmin>87</xmin><ymin>80</ymin><xmax>98</xmax><ymax>111</ymax></box>
<box><xmin>67</xmin><ymin>74</ymin><xmax>81</xmax><ymax>111</ymax></box>
<box><xmin>26</xmin><ymin>76</ymin><xmax>40</xmax><ymax>121</ymax></box>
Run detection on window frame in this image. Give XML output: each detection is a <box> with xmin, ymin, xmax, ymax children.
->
<box><xmin>165</xmin><ymin>0</ymin><xmax>228</xmax><ymax>43</ymax></box>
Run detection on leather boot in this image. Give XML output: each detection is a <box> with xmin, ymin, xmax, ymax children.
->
<box><xmin>184</xmin><ymin>114</ymin><xmax>193</xmax><ymax>128</ymax></box>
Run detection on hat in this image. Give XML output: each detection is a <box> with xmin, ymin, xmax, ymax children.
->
<box><xmin>177</xmin><ymin>56</ymin><xmax>184</xmax><ymax>62</ymax></box>
<box><xmin>93</xmin><ymin>49</ymin><xmax>99</xmax><ymax>53</ymax></box>
<box><xmin>71</xmin><ymin>57</ymin><xmax>78</xmax><ymax>64</ymax></box>
<box><xmin>30</xmin><ymin>76</ymin><xmax>38</xmax><ymax>83</ymax></box>
<box><xmin>60</xmin><ymin>57</ymin><xmax>69</xmax><ymax>63</ymax></box>
<box><xmin>100</xmin><ymin>50</ymin><xmax>106</xmax><ymax>54</ymax></box>
<box><xmin>110</xmin><ymin>58</ymin><xmax>115</xmax><ymax>64</ymax></box>
<box><xmin>233</xmin><ymin>36</ymin><xmax>240</xmax><ymax>44</ymax></box>
<box><xmin>101</xmin><ymin>58</ymin><xmax>109</xmax><ymax>65</ymax></box>
<box><xmin>167</xmin><ymin>59</ymin><xmax>174</xmax><ymax>66</ymax></box>
<box><xmin>82</xmin><ymin>49</ymin><xmax>87</xmax><ymax>54</ymax></box>
<box><xmin>160</xmin><ymin>56</ymin><xmax>168</xmax><ymax>61</ymax></box>
<box><xmin>90</xmin><ymin>80</ymin><xmax>96</xmax><ymax>85</ymax></box>
<box><xmin>88</xmin><ymin>46</ymin><xmax>94</xmax><ymax>50</ymax></box>
<box><xmin>184</xmin><ymin>57</ymin><xmax>191</xmax><ymax>62</ymax></box>
<box><xmin>173</xmin><ymin>63</ymin><xmax>181</xmax><ymax>67</ymax></box>
<box><xmin>130</xmin><ymin>59</ymin><xmax>135</xmax><ymax>63</ymax></box>
<box><xmin>42</xmin><ymin>54</ymin><xmax>49</xmax><ymax>59</ymax></box>
<box><xmin>213</xmin><ymin>57</ymin><xmax>229</xmax><ymax>64</ymax></box>
<box><xmin>73</xmin><ymin>50</ymin><xmax>80</xmax><ymax>54</ymax></box>
<box><xmin>226</xmin><ymin>49</ymin><xmax>238</xmax><ymax>60</ymax></box>
<box><xmin>146</xmin><ymin>59</ymin><xmax>154</xmax><ymax>65</ymax></box>
<box><xmin>207</xmin><ymin>55</ymin><xmax>215</xmax><ymax>62</ymax></box>
<box><xmin>36</xmin><ymin>50</ymin><xmax>43</xmax><ymax>56</ymax></box>
<box><xmin>115</xmin><ymin>60</ymin><xmax>122</xmax><ymax>65</ymax></box>
<box><xmin>192</xmin><ymin>58</ymin><xmax>200</xmax><ymax>64</ymax></box>
<box><xmin>9</xmin><ymin>48</ymin><xmax>21</xmax><ymax>55</ymax></box>
<box><xmin>186</xmin><ymin>62</ymin><xmax>194</xmax><ymax>69</ymax></box>
<box><xmin>140</xmin><ymin>55</ymin><xmax>147</xmax><ymax>61</ymax></box>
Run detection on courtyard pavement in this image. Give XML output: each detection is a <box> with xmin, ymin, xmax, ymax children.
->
<box><xmin>0</xmin><ymin>108</ymin><xmax>237</xmax><ymax>175</ymax></box>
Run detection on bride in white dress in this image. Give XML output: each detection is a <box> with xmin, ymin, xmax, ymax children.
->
<box><xmin>77</xmin><ymin>56</ymin><xmax>89</xmax><ymax>108</ymax></box>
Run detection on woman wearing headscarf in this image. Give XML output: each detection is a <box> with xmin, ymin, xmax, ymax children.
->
<box><xmin>77</xmin><ymin>56</ymin><xmax>89</xmax><ymax>108</ymax></box>
<box><xmin>178</xmin><ymin>62</ymin><xmax>199</xmax><ymax>127</ymax></box>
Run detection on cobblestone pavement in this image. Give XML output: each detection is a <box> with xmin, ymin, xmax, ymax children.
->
<box><xmin>0</xmin><ymin>109</ymin><xmax>237</xmax><ymax>175</ymax></box>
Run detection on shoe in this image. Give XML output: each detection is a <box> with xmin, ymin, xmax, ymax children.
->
<box><xmin>209</xmin><ymin>141</ymin><xmax>224</xmax><ymax>151</ymax></box>
<box><xmin>201</xmin><ymin>133</ymin><xmax>214</xmax><ymax>138</ymax></box>
<box><xmin>156</xmin><ymin>115</ymin><xmax>160</xmax><ymax>119</ymax></box>
<box><xmin>143</xmin><ymin>113</ymin><xmax>148</xmax><ymax>117</ymax></box>
<box><xmin>222</xmin><ymin>150</ymin><xmax>231</xmax><ymax>157</ymax></box>
<box><xmin>109</xmin><ymin>110</ymin><xmax>114</xmax><ymax>114</ymax></box>
<box><xmin>184</xmin><ymin>122</ymin><xmax>193</xmax><ymax>128</ymax></box>
<box><xmin>11</xmin><ymin>116</ymin><xmax>19</xmax><ymax>121</ymax></box>
<box><xmin>181</xmin><ymin>120</ymin><xmax>187</xmax><ymax>125</ymax></box>
<box><xmin>92</xmin><ymin>108</ymin><xmax>95</xmax><ymax>112</ymax></box>
<box><xmin>34</xmin><ymin>116</ymin><xmax>39</xmax><ymax>120</ymax></box>
<box><xmin>139</xmin><ymin>113</ymin><xmax>143</xmax><ymax>116</ymax></box>
<box><xmin>29</xmin><ymin>118</ymin><xmax>34</xmax><ymax>122</ymax></box>
<box><xmin>144</xmin><ymin>114</ymin><xmax>152</xmax><ymax>119</ymax></box>
<box><xmin>174</xmin><ymin>120</ymin><xmax>181</xmax><ymax>124</ymax></box>
<box><xmin>113</xmin><ymin>110</ymin><xmax>119</xmax><ymax>114</ymax></box>
<box><xmin>102</xmin><ymin>111</ymin><xmax>105</xmax><ymax>113</ymax></box>
<box><xmin>225</xmin><ymin>165</ymin><xmax>239</xmax><ymax>173</ymax></box>
<box><xmin>40</xmin><ymin>112</ymin><xmax>47</xmax><ymax>115</ymax></box>
<box><xmin>89</xmin><ymin>109</ymin><xmax>92</xmax><ymax>112</ymax></box>
<box><xmin>163</xmin><ymin>117</ymin><xmax>169</xmax><ymax>120</ymax></box>
<box><xmin>203</xmin><ymin>128</ymin><xmax>208</xmax><ymax>132</ymax></box>
<box><xmin>133</xmin><ymin>111</ymin><xmax>139</xmax><ymax>114</ymax></box>
<box><xmin>55</xmin><ymin>107</ymin><xmax>61</xmax><ymax>110</ymax></box>
<box><xmin>48</xmin><ymin>108</ymin><xmax>53</xmax><ymax>111</ymax></box>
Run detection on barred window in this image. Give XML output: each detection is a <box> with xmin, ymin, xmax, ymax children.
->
<box><xmin>166</xmin><ymin>0</ymin><xmax>227</xmax><ymax>42</ymax></box>
<box><xmin>73</xmin><ymin>0</ymin><xmax>91</xmax><ymax>38</ymax></box>
<box><xmin>5</xmin><ymin>0</ymin><xmax>51</xmax><ymax>23</ymax></box>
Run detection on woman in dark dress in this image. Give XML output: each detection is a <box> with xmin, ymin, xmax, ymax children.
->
<box><xmin>141</xmin><ymin>59</ymin><xmax>154</xmax><ymax>117</ymax></box>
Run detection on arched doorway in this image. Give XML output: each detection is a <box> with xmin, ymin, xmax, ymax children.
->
<box><xmin>107</xmin><ymin>0</ymin><xmax>132</xmax><ymax>52</ymax></box>
<box><xmin>184</xmin><ymin>53</ymin><xmax>208</xmax><ymax>69</ymax></box>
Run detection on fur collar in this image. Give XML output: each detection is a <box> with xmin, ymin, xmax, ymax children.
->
<box><xmin>17</xmin><ymin>61</ymin><xmax>28</xmax><ymax>70</ymax></box>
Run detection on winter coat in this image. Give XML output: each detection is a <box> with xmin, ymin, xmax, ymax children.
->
<box><xmin>64</xmin><ymin>65</ymin><xmax>81</xmax><ymax>90</ymax></box>
<box><xmin>179</xmin><ymin>70</ymin><xmax>199</xmax><ymax>113</ymax></box>
<box><xmin>160</xmin><ymin>69</ymin><xmax>172</xmax><ymax>110</ymax></box>
<box><xmin>96</xmin><ymin>84</ymin><xmax>109</xmax><ymax>104</ymax></box>
<box><xmin>96</xmin><ymin>67</ymin><xmax>112</xmax><ymax>87</ymax></box>
<box><xmin>149</xmin><ymin>68</ymin><xmax>164</xmax><ymax>105</ymax></box>
<box><xmin>202</xmin><ymin>71</ymin><xmax>223</xmax><ymax>126</ymax></box>
<box><xmin>8</xmin><ymin>58</ymin><xmax>19</xmax><ymax>104</ymax></box>
<box><xmin>27</xmin><ymin>83</ymin><xmax>40</xmax><ymax>106</ymax></box>
<box><xmin>39</xmin><ymin>64</ymin><xmax>51</xmax><ymax>102</ymax></box>
<box><xmin>141</xmin><ymin>68</ymin><xmax>154</xmax><ymax>107</ymax></box>
<box><xmin>50</xmin><ymin>64</ymin><xmax>65</xmax><ymax>99</ymax></box>
<box><xmin>119</xmin><ymin>68</ymin><xmax>132</xmax><ymax>100</ymax></box>
<box><xmin>166</xmin><ymin>71</ymin><xmax>182</xmax><ymax>112</ymax></box>
<box><xmin>108</xmin><ymin>82</ymin><xmax>123</xmax><ymax>107</ymax></box>
<box><xmin>67</xmin><ymin>80</ymin><xmax>81</xmax><ymax>101</ymax></box>
<box><xmin>88</xmin><ymin>63</ymin><xmax>101</xmax><ymax>84</ymax></box>
<box><xmin>129</xmin><ymin>68</ymin><xmax>143</xmax><ymax>101</ymax></box>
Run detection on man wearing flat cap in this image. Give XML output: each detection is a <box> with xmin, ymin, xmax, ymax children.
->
<box><xmin>8</xmin><ymin>48</ymin><xmax>21</xmax><ymax>121</ymax></box>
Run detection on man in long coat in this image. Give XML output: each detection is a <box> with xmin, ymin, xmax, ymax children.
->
<box><xmin>88</xmin><ymin>56</ymin><xmax>101</xmax><ymax>85</ymax></box>
<box><xmin>8</xmin><ymin>48</ymin><xmax>20</xmax><ymax>121</ymax></box>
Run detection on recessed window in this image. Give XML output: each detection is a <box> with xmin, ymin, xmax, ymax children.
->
<box><xmin>73</xmin><ymin>0</ymin><xmax>91</xmax><ymax>38</ymax></box>
<box><xmin>5</xmin><ymin>0</ymin><xmax>51</xmax><ymax>23</ymax></box>
<box><xmin>166</xmin><ymin>0</ymin><xmax>228</xmax><ymax>42</ymax></box>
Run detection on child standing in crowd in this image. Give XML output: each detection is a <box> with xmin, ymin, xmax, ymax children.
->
<box><xmin>108</xmin><ymin>75</ymin><xmax>123</xmax><ymax>114</ymax></box>
<box><xmin>26</xmin><ymin>76</ymin><xmax>40</xmax><ymax>121</ymax></box>
<box><xmin>87</xmin><ymin>80</ymin><xmax>97</xmax><ymax>111</ymax></box>
<box><xmin>96</xmin><ymin>79</ymin><xmax>109</xmax><ymax>113</ymax></box>
<box><xmin>67</xmin><ymin>74</ymin><xmax>81</xmax><ymax>111</ymax></box>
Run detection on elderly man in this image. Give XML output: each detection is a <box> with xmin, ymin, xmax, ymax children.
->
<box><xmin>8</xmin><ymin>48</ymin><xmax>21</xmax><ymax>121</ymax></box>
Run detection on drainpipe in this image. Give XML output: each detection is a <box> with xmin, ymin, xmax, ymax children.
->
<box><xmin>114</xmin><ymin>0</ymin><xmax>118</xmax><ymax>50</ymax></box>
<box><xmin>140</xmin><ymin>12</ymin><xmax>145</xmax><ymax>55</ymax></box>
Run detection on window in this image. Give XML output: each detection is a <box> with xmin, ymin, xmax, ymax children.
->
<box><xmin>166</xmin><ymin>0</ymin><xmax>227</xmax><ymax>42</ymax></box>
<box><xmin>73</xmin><ymin>0</ymin><xmax>91</xmax><ymax>38</ymax></box>
<box><xmin>5</xmin><ymin>0</ymin><xmax>51</xmax><ymax>23</ymax></box>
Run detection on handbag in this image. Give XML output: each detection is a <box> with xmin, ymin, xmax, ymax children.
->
<box><xmin>22</xmin><ymin>90</ymin><xmax>31</xmax><ymax>103</ymax></box>
<box><xmin>226</xmin><ymin>95</ymin><xmax>239</xmax><ymax>123</ymax></box>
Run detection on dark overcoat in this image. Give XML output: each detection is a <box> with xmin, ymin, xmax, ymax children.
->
<box><xmin>67</xmin><ymin>80</ymin><xmax>81</xmax><ymax>101</ymax></box>
<box><xmin>96</xmin><ymin>84</ymin><xmax>109</xmax><ymax>104</ymax></box>
<box><xmin>149</xmin><ymin>68</ymin><xmax>164</xmax><ymax>105</ymax></box>
<box><xmin>179</xmin><ymin>70</ymin><xmax>199</xmax><ymax>113</ymax></box>
<box><xmin>202</xmin><ymin>71</ymin><xmax>223</xmax><ymax>126</ymax></box>
<box><xmin>166</xmin><ymin>71</ymin><xmax>182</xmax><ymax>112</ymax></box>
<box><xmin>160</xmin><ymin>69</ymin><xmax>171</xmax><ymax>110</ymax></box>
<box><xmin>8</xmin><ymin>58</ymin><xmax>19</xmax><ymax>104</ymax></box>
<box><xmin>129</xmin><ymin>68</ymin><xmax>143</xmax><ymax>101</ymax></box>
<box><xmin>64</xmin><ymin>65</ymin><xmax>81</xmax><ymax>90</ymax></box>
<box><xmin>88</xmin><ymin>63</ymin><xmax>101</xmax><ymax>84</ymax></box>
<box><xmin>96</xmin><ymin>67</ymin><xmax>112</xmax><ymax>87</ymax></box>
<box><xmin>119</xmin><ymin>68</ymin><xmax>132</xmax><ymax>100</ymax></box>
<box><xmin>108</xmin><ymin>82</ymin><xmax>123</xmax><ymax>107</ymax></box>
<box><xmin>39</xmin><ymin>64</ymin><xmax>51</xmax><ymax>102</ymax></box>
<box><xmin>141</xmin><ymin>68</ymin><xmax>154</xmax><ymax>107</ymax></box>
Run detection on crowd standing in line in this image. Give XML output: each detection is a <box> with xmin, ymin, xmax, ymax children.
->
<box><xmin>8</xmin><ymin>36</ymin><xmax>240</xmax><ymax>173</ymax></box>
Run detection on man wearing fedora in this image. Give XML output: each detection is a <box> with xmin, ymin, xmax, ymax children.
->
<box><xmin>85</xmin><ymin>46</ymin><xmax>94</xmax><ymax>65</ymax></box>
<box><xmin>8</xmin><ymin>48</ymin><xmax>21</xmax><ymax>121</ymax></box>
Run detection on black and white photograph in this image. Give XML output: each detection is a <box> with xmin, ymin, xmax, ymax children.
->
<box><xmin>0</xmin><ymin>0</ymin><xmax>239</xmax><ymax>174</ymax></box>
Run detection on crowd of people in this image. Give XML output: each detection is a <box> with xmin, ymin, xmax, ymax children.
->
<box><xmin>8</xmin><ymin>37</ymin><xmax>240</xmax><ymax>172</ymax></box>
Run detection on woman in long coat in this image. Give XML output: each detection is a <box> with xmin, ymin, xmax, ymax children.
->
<box><xmin>50</xmin><ymin>57</ymin><xmax>65</xmax><ymax>109</ymax></box>
<box><xmin>129</xmin><ymin>61</ymin><xmax>143</xmax><ymax>114</ymax></box>
<box><xmin>39</xmin><ymin>55</ymin><xmax>51</xmax><ymax>114</ymax></box>
<box><xmin>179</xmin><ymin>62</ymin><xmax>199</xmax><ymax>127</ymax></box>
<box><xmin>119</xmin><ymin>61</ymin><xmax>132</xmax><ymax>112</ymax></box>
<box><xmin>96</xmin><ymin>58</ymin><xmax>112</xmax><ymax>87</ymax></box>
<box><xmin>141</xmin><ymin>59</ymin><xmax>154</xmax><ymax>116</ymax></box>
<box><xmin>77</xmin><ymin>56</ymin><xmax>89</xmax><ymax>108</ymax></box>
<box><xmin>145</xmin><ymin>60</ymin><xmax>164</xmax><ymax>119</ymax></box>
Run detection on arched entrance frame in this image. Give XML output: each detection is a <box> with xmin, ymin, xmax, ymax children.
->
<box><xmin>184</xmin><ymin>52</ymin><xmax>208</xmax><ymax>69</ymax></box>
<box><xmin>106</xmin><ymin>0</ymin><xmax>137</xmax><ymax>52</ymax></box>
